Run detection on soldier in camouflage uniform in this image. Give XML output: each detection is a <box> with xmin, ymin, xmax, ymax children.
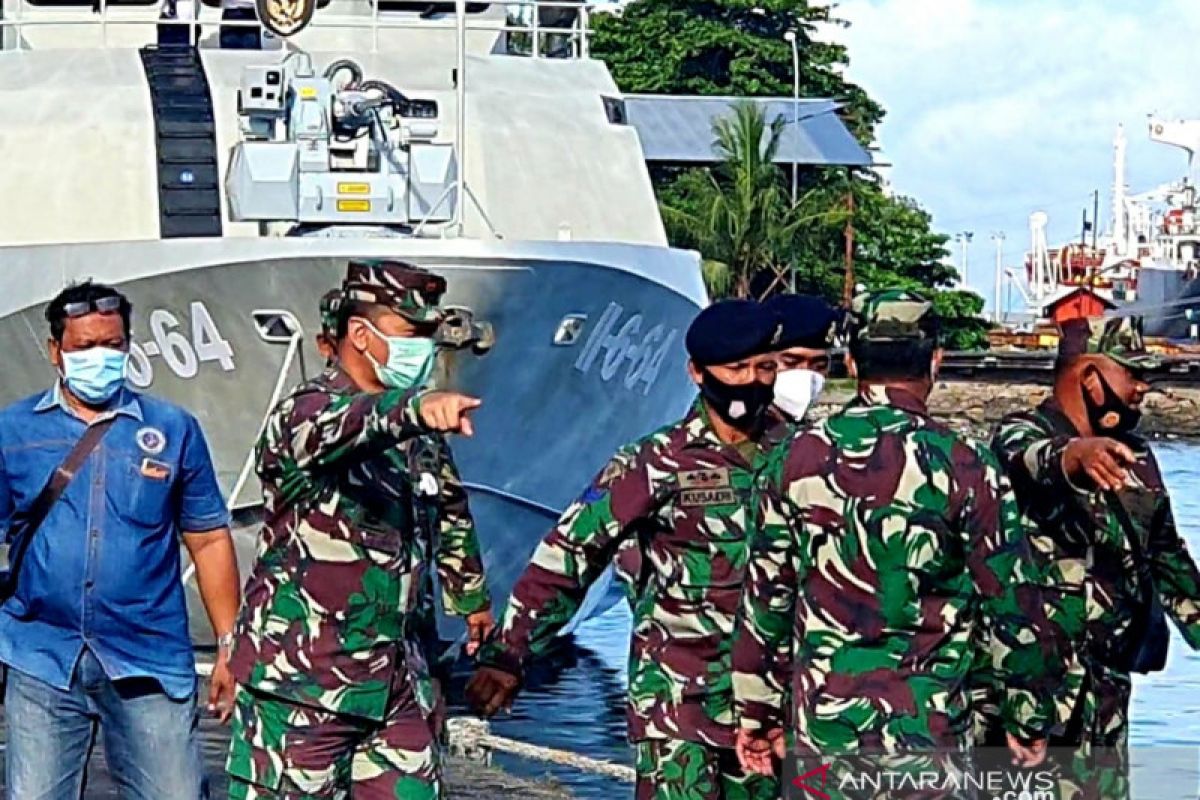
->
<box><xmin>732</xmin><ymin>290</ymin><xmax>1058</xmax><ymax>788</ymax></box>
<box><xmin>315</xmin><ymin>288</ymin><xmax>342</xmax><ymax>362</ymax></box>
<box><xmin>466</xmin><ymin>299</ymin><xmax>785</xmax><ymax>800</ymax></box>
<box><xmin>762</xmin><ymin>294</ymin><xmax>840</xmax><ymax>425</ymax></box>
<box><xmin>226</xmin><ymin>260</ymin><xmax>491</xmax><ymax>800</ymax></box>
<box><xmin>990</xmin><ymin>315</ymin><xmax>1200</xmax><ymax>798</ymax></box>
<box><xmin>317</xmin><ymin>281</ymin><xmax>495</xmax><ymax>697</ymax></box>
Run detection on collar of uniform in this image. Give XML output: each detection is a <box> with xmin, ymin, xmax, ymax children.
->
<box><xmin>856</xmin><ymin>384</ymin><xmax>929</xmax><ymax>417</ymax></box>
<box><xmin>318</xmin><ymin>362</ymin><xmax>359</xmax><ymax>394</ymax></box>
<box><xmin>682</xmin><ymin>398</ymin><xmax>726</xmax><ymax>451</ymax></box>
<box><xmin>34</xmin><ymin>382</ymin><xmax>143</xmax><ymax>423</ymax></box>
<box><xmin>1035</xmin><ymin>398</ymin><xmax>1079</xmax><ymax>436</ymax></box>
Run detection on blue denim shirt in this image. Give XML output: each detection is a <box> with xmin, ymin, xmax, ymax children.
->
<box><xmin>0</xmin><ymin>385</ymin><xmax>229</xmax><ymax>699</ymax></box>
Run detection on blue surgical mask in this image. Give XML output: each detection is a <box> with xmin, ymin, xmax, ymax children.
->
<box><xmin>60</xmin><ymin>347</ymin><xmax>129</xmax><ymax>405</ymax></box>
<box><xmin>360</xmin><ymin>319</ymin><xmax>436</xmax><ymax>391</ymax></box>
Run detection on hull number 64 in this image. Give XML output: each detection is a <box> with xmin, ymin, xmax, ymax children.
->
<box><xmin>127</xmin><ymin>301</ymin><xmax>236</xmax><ymax>387</ymax></box>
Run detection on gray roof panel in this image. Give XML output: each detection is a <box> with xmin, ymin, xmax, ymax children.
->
<box><xmin>622</xmin><ymin>95</ymin><xmax>872</xmax><ymax>167</ymax></box>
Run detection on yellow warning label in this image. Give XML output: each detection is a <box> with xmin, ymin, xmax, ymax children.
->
<box><xmin>337</xmin><ymin>183</ymin><xmax>371</xmax><ymax>195</ymax></box>
<box><xmin>337</xmin><ymin>199</ymin><xmax>371</xmax><ymax>213</ymax></box>
<box><xmin>299</xmin><ymin>87</ymin><xmax>318</xmax><ymax>99</ymax></box>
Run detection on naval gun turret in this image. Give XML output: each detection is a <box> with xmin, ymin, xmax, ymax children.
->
<box><xmin>225</xmin><ymin>52</ymin><xmax>457</xmax><ymax>232</ymax></box>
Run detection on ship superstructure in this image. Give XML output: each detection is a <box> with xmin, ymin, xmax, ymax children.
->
<box><xmin>1020</xmin><ymin>120</ymin><xmax>1200</xmax><ymax>335</ymax></box>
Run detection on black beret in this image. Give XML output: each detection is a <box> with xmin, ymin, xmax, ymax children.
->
<box><xmin>764</xmin><ymin>294</ymin><xmax>841</xmax><ymax>350</ymax></box>
<box><xmin>686</xmin><ymin>299</ymin><xmax>782</xmax><ymax>367</ymax></box>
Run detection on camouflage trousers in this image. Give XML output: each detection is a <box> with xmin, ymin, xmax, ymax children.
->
<box><xmin>1048</xmin><ymin>667</ymin><xmax>1131</xmax><ymax>800</ymax></box>
<box><xmin>634</xmin><ymin>738</ymin><xmax>778</xmax><ymax>800</ymax></box>
<box><xmin>974</xmin><ymin>666</ymin><xmax>1131</xmax><ymax>800</ymax></box>
<box><xmin>226</xmin><ymin>675</ymin><xmax>442</xmax><ymax>800</ymax></box>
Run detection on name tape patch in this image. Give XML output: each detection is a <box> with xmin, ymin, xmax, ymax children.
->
<box><xmin>680</xmin><ymin>488</ymin><xmax>738</xmax><ymax>506</ymax></box>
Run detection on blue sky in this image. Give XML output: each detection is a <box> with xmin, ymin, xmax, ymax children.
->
<box><xmin>828</xmin><ymin>0</ymin><xmax>1200</xmax><ymax>309</ymax></box>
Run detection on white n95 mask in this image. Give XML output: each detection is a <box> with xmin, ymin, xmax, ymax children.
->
<box><xmin>774</xmin><ymin>369</ymin><xmax>826</xmax><ymax>421</ymax></box>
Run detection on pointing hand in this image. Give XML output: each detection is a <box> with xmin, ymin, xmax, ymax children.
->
<box><xmin>1062</xmin><ymin>437</ymin><xmax>1136</xmax><ymax>492</ymax></box>
<box><xmin>418</xmin><ymin>392</ymin><xmax>482</xmax><ymax>436</ymax></box>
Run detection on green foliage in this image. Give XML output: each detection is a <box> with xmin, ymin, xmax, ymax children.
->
<box><xmin>589</xmin><ymin>0</ymin><xmax>992</xmax><ymax>349</ymax></box>
<box><xmin>589</xmin><ymin>0</ymin><xmax>882</xmax><ymax>142</ymax></box>
<box><xmin>660</xmin><ymin>102</ymin><xmax>846</xmax><ymax>298</ymax></box>
<box><xmin>933</xmin><ymin>290</ymin><xmax>992</xmax><ymax>351</ymax></box>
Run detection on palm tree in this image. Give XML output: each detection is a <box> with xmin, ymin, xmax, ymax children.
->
<box><xmin>661</xmin><ymin>102</ymin><xmax>844</xmax><ymax>299</ymax></box>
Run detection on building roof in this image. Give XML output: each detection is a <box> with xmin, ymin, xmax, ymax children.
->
<box><xmin>1040</xmin><ymin>285</ymin><xmax>1118</xmax><ymax>314</ymax></box>
<box><xmin>622</xmin><ymin>95</ymin><xmax>873</xmax><ymax>167</ymax></box>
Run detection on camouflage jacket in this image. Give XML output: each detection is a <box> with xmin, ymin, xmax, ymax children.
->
<box><xmin>732</xmin><ymin>386</ymin><xmax>1059</xmax><ymax>752</ymax></box>
<box><xmin>479</xmin><ymin>399</ymin><xmax>786</xmax><ymax>748</ymax></box>
<box><xmin>229</xmin><ymin>365</ymin><xmax>489</xmax><ymax>721</ymax></box>
<box><xmin>991</xmin><ymin>401</ymin><xmax>1200</xmax><ymax>704</ymax></box>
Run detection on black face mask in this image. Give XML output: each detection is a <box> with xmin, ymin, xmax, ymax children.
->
<box><xmin>1082</xmin><ymin>366</ymin><xmax>1142</xmax><ymax>435</ymax></box>
<box><xmin>699</xmin><ymin>370</ymin><xmax>774</xmax><ymax>428</ymax></box>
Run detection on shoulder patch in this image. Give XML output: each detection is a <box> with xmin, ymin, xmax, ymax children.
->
<box><xmin>580</xmin><ymin>485</ymin><xmax>608</xmax><ymax>504</ymax></box>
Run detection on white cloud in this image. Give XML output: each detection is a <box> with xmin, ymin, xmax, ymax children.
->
<box><xmin>825</xmin><ymin>0</ymin><xmax>1200</xmax><ymax>301</ymax></box>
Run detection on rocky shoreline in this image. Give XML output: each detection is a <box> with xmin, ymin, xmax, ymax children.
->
<box><xmin>812</xmin><ymin>379</ymin><xmax>1200</xmax><ymax>441</ymax></box>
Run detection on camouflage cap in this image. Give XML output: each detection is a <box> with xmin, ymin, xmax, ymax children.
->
<box><xmin>341</xmin><ymin>260</ymin><xmax>446</xmax><ymax>324</ymax></box>
<box><xmin>318</xmin><ymin>288</ymin><xmax>343</xmax><ymax>338</ymax></box>
<box><xmin>848</xmin><ymin>288</ymin><xmax>940</xmax><ymax>344</ymax></box>
<box><xmin>1058</xmin><ymin>315</ymin><xmax>1160</xmax><ymax>371</ymax></box>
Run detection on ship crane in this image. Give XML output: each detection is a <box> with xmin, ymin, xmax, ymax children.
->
<box><xmin>1149</xmin><ymin>116</ymin><xmax>1200</xmax><ymax>181</ymax></box>
<box><xmin>1027</xmin><ymin>210</ymin><xmax>1057</xmax><ymax>302</ymax></box>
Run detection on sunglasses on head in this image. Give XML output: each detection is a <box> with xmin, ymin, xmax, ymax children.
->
<box><xmin>63</xmin><ymin>296</ymin><xmax>122</xmax><ymax>318</ymax></box>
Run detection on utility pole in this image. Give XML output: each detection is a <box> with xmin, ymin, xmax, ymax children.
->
<box><xmin>991</xmin><ymin>231</ymin><xmax>1005</xmax><ymax>324</ymax></box>
<box><xmin>783</xmin><ymin>29</ymin><xmax>800</xmax><ymax>295</ymax></box>
<box><xmin>784</xmin><ymin>30</ymin><xmax>799</xmax><ymax>206</ymax></box>
<box><xmin>955</xmin><ymin>231</ymin><xmax>974</xmax><ymax>288</ymax></box>
<box><xmin>841</xmin><ymin>186</ymin><xmax>856</xmax><ymax>307</ymax></box>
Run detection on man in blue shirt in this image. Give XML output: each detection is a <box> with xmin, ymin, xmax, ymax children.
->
<box><xmin>0</xmin><ymin>281</ymin><xmax>241</xmax><ymax>799</ymax></box>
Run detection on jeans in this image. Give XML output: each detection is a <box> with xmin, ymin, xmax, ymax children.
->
<box><xmin>5</xmin><ymin>648</ymin><xmax>204</xmax><ymax>800</ymax></box>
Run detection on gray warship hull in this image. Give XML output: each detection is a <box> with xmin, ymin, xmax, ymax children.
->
<box><xmin>0</xmin><ymin>236</ymin><xmax>706</xmax><ymax>644</ymax></box>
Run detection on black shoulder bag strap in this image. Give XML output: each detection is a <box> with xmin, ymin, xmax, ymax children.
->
<box><xmin>0</xmin><ymin>416</ymin><xmax>118</xmax><ymax>603</ymax></box>
<box><xmin>1104</xmin><ymin>489</ymin><xmax>1170</xmax><ymax>674</ymax></box>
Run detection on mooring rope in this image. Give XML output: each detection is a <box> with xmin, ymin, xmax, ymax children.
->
<box><xmin>446</xmin><ymin>717</ymin><xmax>636</xmax><ymax>783</ymax></box>
<box><xmin>192</xmin><ymin>668</ymin><xmax>634</xmax><ymax>784</ymax></box>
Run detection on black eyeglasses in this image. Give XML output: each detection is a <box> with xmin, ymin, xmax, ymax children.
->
<box><xmin>63</xmin><ymin>296</ymin><xmax>122</xmax><ymax>318</ymax></box>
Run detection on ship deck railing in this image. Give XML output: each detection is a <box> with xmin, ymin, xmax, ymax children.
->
<box><xmin>0</xmin><ymin>0</ymin><xmax>601</xmax><ymax>57</ymax></box>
